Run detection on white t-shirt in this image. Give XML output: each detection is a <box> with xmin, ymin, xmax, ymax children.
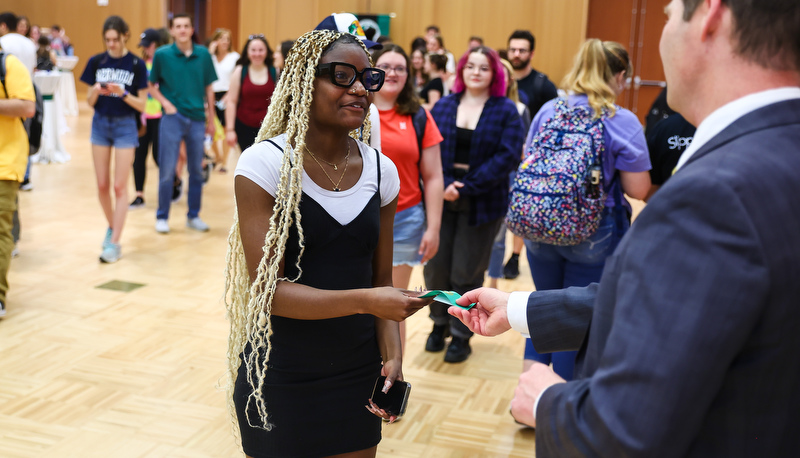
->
<box><xmin>235</xmin><ymin>134</ymin><xmax>400</xmax><ymax>226</ymax></box>
<box><xmin>211</xmin><ymin>51</ymin><xmax>240</xmax><ymax>92</ymax></box>
<box><xmin>0</xmin><ymin>33</ymin><xmax>37</xmax><ymax>75</ymax></box>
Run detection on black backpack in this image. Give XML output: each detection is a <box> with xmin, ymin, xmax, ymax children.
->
<box><xmin>0</xmin><ymin>52</ymin><xmax>43</xmax><ymax>152</ymax></box>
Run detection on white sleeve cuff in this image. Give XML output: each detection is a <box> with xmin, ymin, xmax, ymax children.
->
<box><xmin>507</xmin><ymin>291</ymin><xmax>532</xmax><ymax>338</ymax></box>
<box><xmin>533</xmin><ymin>385</ymin><xmax>552</xmax><ymax>422</ymax></box>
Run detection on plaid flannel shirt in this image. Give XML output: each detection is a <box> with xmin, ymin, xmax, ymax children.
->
<box><xmin>431</xmin><ymin>93</ymin><xmax>525</xmax><ymax>225</ymax></box>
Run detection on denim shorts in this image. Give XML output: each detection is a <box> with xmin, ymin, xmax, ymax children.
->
<box><xmin>393</xmin><ymin>202</ymin><xmax>426</xmax><ymax>266</ymax></box>
<box><xmin>91</xmin><ymin>113</ymin><xmax>139</xmax><ymax>148</ymax></box>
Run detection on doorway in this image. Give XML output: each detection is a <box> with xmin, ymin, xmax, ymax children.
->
<box><xmin>586</xmin><ymin>0</ymin><xmax>670</xmax><ymax>123</ymax></box>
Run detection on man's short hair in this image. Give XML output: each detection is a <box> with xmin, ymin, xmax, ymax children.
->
<box><xmin>682</xmin><ymin>0</ymin><xmax>800</xmax><ymax>71</ymax></box>
<box><xmin>0</xmin><ymin>12</ymin><xmax>18</xmax><ymax>30</ymax></box>
<box><xmin>469</xmin><ymin>36</ymin><xmax>484</xmax><ymax>45</ymax></box>
<box><xmin>508</xmin><ymin>30</ymin><xmax>535</xmax><ymax>52</ymax></box>
<box><xmin>170</xmin><ymin>13</ymin><xmax>193</xmax><ymax>28</ymax></box>
<box><xmin>426</xmin><ymin>25</ymin><xmax>440</xmax><ymax>34</ymax></box>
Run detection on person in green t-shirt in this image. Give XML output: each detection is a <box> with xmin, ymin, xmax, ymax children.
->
<box><xmin>147</xmin><ymin>13</ymin><xmax>217</xmax><ymax>234</ymax></box>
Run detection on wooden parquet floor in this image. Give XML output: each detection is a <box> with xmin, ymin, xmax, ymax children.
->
<box><xmin>0</xmin><ymin>102</ymin><xmax>556</xmax><ymax>457</ymax></box>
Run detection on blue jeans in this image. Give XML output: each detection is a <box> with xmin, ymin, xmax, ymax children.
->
<box><xmin>523</xmin><ymin>207</ymin><xmax>628</xmax><ymax>380</ymax></box>
<box><xmin>488</xmin><ymin>170</ymin><xmax>517</xmax><ymax>278</ymax></box>
<box><xmin>90</xmin><ymin>113</ymin><xmax>139</xmax><ymax>148</ymax></box>
<box><xmin>157</xmin><ymin>112</ymin><xmax>205</xmax><ymax>220</ymax></box>
<box><xmin>487</xmin><ymin>224</ymin><xmax>507</xmax><ymax>279</ymax></box>
<box><xmin>393</xmin><ymin>202</ymin><xmax>426</xmax><ymax>266</ymax></box>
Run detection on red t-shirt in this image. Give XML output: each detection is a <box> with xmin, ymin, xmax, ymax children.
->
<box><xmin>378</xmin><ymin>107</ymin><xmax>443</xmax><ymax>212</ymax></box>
<box><xmin>236</xmin><ymin>69</ymin><xmax>275</xmax><ymax>128</ymax></box>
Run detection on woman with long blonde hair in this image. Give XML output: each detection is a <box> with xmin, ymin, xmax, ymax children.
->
<box><xmin>520</xmin><ymin>39</ymin><xmax>651</xmax><ymax>378</ymax></box>
<box><xmin>225</xmin><ymin>30</ymin><xmax>431</xmax><ymax>458</ymax></box>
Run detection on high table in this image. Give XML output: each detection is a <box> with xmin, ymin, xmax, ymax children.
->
<box><xmin>58</xmin><ymin>71</ymin><xmax>79</xmax><ymax>116</ymax></box>
<box><xmin>55</xmin><ymin>56</ymin><xmax>80</xmax><ymax>116</ymax></box>
<box><xmin>32</xmin><ymin>71</ymin><xmax>71</xmax><ymax>164</ymax></box>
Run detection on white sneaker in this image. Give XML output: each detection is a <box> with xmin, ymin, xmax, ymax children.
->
<box><xmin>100</xmin><ymin>243</ymin><xmax>121</xmax><ymax>263</ymax></box>
<box><xmin>155</xmin><ymin>219</ymin><xmax>170</xmax><ymax>234</ymax></box>
<box><xmin>186</xmin><ymin>217</ymin><xmax>210</xmax><ymax>232</ymax></box>
<box><xmin>0</xmin><ymin>301</ymin><xmax>5</xmax><ymax>318</ymax></box>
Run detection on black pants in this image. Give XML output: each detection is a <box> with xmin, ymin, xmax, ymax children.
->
<box><xmin>423</xmin><ymin>196</ymin><xmax>504</xmax><ymax>339</ymax></box>
<box><xmin>133</xmin><ymin>118</ymin><xmax>161</xmax><ymax>192</ymax></box>
<box><xmin>235</xmin><ymin>118</ymin><xmax>260</xmax><ymax>151</ymax></box>
<box><xmin>214</xmin><ymin>91</ymin><xmax>226</xmax><ymax>128</ymax></box>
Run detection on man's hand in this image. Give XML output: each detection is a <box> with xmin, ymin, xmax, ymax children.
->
<box><xmin>448</xmin><ymin>287</ymin><xmax>512</xmax><ymax>336</ymax></box>
<box><xmin>511</xmin><ymin>362</ymin><xmax>566</xmax><ymax>428</ymax></box>
<box><xmin>163</xmin><ymin>102</ymin><xmax>178</xmax><ymax>115</ymax></box>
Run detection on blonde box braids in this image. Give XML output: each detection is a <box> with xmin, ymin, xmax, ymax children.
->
<box><xmin>223</xmin><ymin>29</ymin><xmax>373</xmax><ymax>435</ymax></box>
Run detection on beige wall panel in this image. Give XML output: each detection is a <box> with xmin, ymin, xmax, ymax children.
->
<box><xmin>235</xmin><ymin>0</ymin><xmax>585</xmax><ymax>84</ymax></box>
<box><xmin>368</xmin><ymin>0</ymin><xmax>587</xmax><ymax>85</ymax></box>
<box><xmin>238</xmin><ymin>0</ymin><xmax>274</xmax><ymax>48</ymax></box>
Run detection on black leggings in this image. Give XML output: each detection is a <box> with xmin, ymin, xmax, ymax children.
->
<box><xmin>133</xmin><ymin>117</ymin><xmax>161</xmax><ymax>192</ymax></box>
<box><xmin>235</xmin><ymin>118</ymin><xmax>260</xmax><ymax>151</ymax></box>
<box><xmin>214</xmin><ymin>91</ymin><xmax>226</xmax><ymax>127</ymax></box>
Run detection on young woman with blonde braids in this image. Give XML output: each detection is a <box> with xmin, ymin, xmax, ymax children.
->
<box><xmin>225</xmin><ymin>30</ymin><xmax>432</xmax><ymax>458</ymax></box>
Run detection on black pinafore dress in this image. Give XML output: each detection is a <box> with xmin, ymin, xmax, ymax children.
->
<box><xmin>234</xmin><ymin>144</ymin><xmax>384</xmax><ymax>458</ymax></box>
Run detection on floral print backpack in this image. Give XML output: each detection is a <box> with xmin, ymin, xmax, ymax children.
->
<box><xmin>506</xmin><ymin>97</ymin><xmax>609</xmax><ymax>246</ymax></box>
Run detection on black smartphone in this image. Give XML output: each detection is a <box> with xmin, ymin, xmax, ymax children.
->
<box><xmin>100</xmin><ymin>83</ymin><xmax>108</xmax><ymax>88</ymax></box>
<box><xmin>370</xmin><ymin>376</ymin><xmax>411</xmax><ymax>418</ymax></box>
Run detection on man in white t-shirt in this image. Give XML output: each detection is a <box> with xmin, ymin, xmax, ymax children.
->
<box><xmin>0</xmin><ymin>12</ymin><xmax>36</xmax><ymax>76</ymax></box>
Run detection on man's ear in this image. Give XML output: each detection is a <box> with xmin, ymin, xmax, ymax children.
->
<box><xmin>700</xmin><ymin>0</ymin><xmax>727</xmax><ymax>42</ymax></box>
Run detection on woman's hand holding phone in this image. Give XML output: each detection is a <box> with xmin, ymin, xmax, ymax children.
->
<box><xmin>366</xmin><ymin>375</ymin><xmax>411</xmax><ymax>424</ymax></box>
<box><xmin>96</xmin><ymin>82</ymin><xmax>122</xmax><ymax>97</ymax></box>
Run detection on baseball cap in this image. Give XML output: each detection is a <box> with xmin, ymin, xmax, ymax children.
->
<box><xmin>314</xmin><ymin>13</ymin><xmax>382</xmax><ymax>50</ymax></box>
<box><xmin>139</xmin><ymin>28</ymin><xmax>160</xmax><ymax>47</ymax></box>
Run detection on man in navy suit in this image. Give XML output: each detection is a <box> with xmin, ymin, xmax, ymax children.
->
<box><xmin>450</xmin><ymin>0</ymin><xmax>800</xmax><ymax>456</ymax></box>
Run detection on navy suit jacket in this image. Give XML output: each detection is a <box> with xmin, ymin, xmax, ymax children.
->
<box><xmin>526</xmin><ymin>99</ymin><xmax>800</xmax><ymax>457</ymax></box>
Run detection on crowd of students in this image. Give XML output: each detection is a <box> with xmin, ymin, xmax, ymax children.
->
<box><xmin>4</xmin><ymin>7</ymin><xmax>749</xmax><ymax>458</ymax></box>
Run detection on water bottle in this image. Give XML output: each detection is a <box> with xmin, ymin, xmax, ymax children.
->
<box><xmin>204</xmin><ymin>134</ymin><xmax>212</xmax><ymax>151</ymax></box>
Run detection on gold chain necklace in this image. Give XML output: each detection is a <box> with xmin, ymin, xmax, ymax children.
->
<box><xmin>312</xmin><ymin>151</ymin><xmax>346</xmax><ymax>171</ymax></box>
<box><xmin>306</xmin><ymin>141</ymin><xmax>351</xmax><ymax>192</ymax></box>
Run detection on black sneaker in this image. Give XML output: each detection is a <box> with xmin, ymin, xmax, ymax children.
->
<box><xmin>202</xmin><ymin>159</ymin><xmax>212</xmax><ymax>184</ymax></box>
<box><xmin>503</xmin><ymin>254</ymin><xmax>520</xmax><ymax>280</ymax></box>
<box><xmin>129</xmin><ymin>196</ymin><xmax>145</xmax><ymax>209</ymax></box>
<box><xmin>444</xmin><ymin>336</ymin><xmax>472</xmax><ymax>363</ymax></box>
<box><xmin>425</xmin><ymin>324</ymin><xmax>450</xmax><ymax>352</ymax></box>
<box><xmin>172</xmin><ymin>178</ymin><xmax>182</xmax><ymax>203</ymax></box>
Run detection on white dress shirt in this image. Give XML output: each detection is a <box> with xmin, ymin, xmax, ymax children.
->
<box><xmin>674</xmin><ymin>87</ymin><xmax>800</xmax><ymax>172</ymax></box>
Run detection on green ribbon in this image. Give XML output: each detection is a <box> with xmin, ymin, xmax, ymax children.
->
<box><xmin>417</xmin><ymin>290</ymin><xmax>475</xmax><ymax>310</ymax></box>
<box><xmin>42</xmin><ymin>94</ymin><xmax>54</xmax><ymax>100</ymax></box>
